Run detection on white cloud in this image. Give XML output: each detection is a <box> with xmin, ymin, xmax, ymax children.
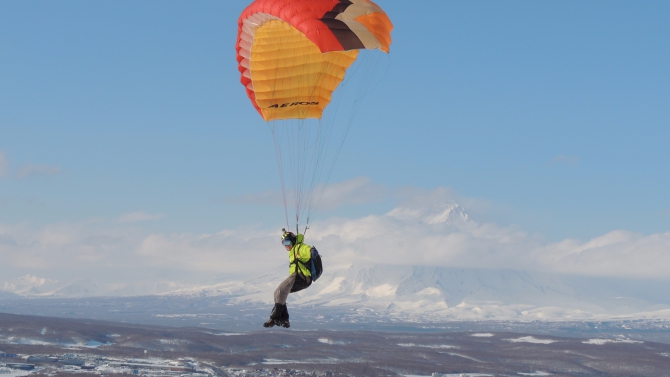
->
<box><xmin>0</xmin><ymin>152</ymin><xmax>9</xmax><ymax>178</ymax></box>
<box><xmin>135</xmin><ymin>228</ymin><xmax>281</xmax><ymax>273</ymax></box>
<box><xmin>117</xmin><ymin>211</ymin><xmax>165</xmax><ymax>223</ymax></box>
<box><xmin>230</xmin><ymin>176</ymin><xmax>388</xmax><ymax>211</ymax></box>
<box><xmin>0</xmin><ymin>153</ymin><xmax>63</xmax><ymax>179</ymax></box>
<box><xmin>531</xmin><ymin>230</ymin><xmax>670</xmax><ymax>279</ymax></box>
<box><xmin>307</xmin><ymin>198</ymin><xmax>536</xmax><ymax>269</ymax></box>
<box><xmin>314</xmin><ymin>176</ymin><xmax>388</xmax><ymax>210</ymax></box>
<box><xmin>1</xmin><ymin>187</ymin><xmax>669</xmax><ymax>286</ymax></box>
<box><xmin>16</xmin><ymin>164</ymin><xmax>62</xmax><ymax>178</ymax></box>
<box><xmin>2</xmin><ymin>274</ymin><xmax>59</xmax><ymax>294</ymax></box>
<box><xmin>0</xmin><ymin>220</ymin><xmax>284</xmax><ymax>284</ymax></box>
<box><xmin>0</xmin><ymin>222</ymin><xmax>140</xmax><ymax>271</ymax></box>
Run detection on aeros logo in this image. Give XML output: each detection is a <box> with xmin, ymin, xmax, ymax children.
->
<box><xmin>269</xmin><ymin>101</ymin><xmax>319</xmax><ymax>108</ymax></box>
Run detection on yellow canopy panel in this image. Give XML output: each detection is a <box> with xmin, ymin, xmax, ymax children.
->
<box><xmin>249</xmin><ymin>20</ymin><xmax>359</xmax><ymax>121</ymax></box>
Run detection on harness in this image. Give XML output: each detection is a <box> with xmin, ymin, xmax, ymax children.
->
<box><xmin>290</xmin><ymin>243</ymin><xmax>310</xmax><ymax>279</ymax></box>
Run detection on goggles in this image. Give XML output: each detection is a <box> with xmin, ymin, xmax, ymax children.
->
<box><xmin>282</xmin><ymin>238</ymin><xmax>293</xmax><ymax>246</ymax></box>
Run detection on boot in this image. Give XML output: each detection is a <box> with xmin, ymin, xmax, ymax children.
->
<box><xmin>263</xmin><ymin>303</ymin><xmax>284</xmax><ymax>328</ymax></box>
<box><xmin>274</xmin><ymin>304</ymin><xmax>290</xmax><ymax>328</ymax></box>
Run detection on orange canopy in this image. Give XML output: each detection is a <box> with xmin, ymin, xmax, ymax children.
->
<box><xmin>236</xmin><ymin>0</ymin><xmax>393</xmax><ymax>121</ymax></box>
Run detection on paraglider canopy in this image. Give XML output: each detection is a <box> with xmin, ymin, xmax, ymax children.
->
<box><xmin>236</xmin><ymin>0</ymin><xmax>393</xmax><ymax>233</ymax></box>
<box><xmin>236</xmin><ymin>0</ymin><xmax>393</xmax><ymax>120</ymax></box>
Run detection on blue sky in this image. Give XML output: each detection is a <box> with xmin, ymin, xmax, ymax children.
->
<box><xmin>1</xmin><ymin>1</ymin><xmax>669</xmax><ymax>285</ymax></box>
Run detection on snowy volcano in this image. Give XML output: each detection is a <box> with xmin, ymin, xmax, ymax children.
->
<box><xmin>386</xmin><ymin>200</ymin><xmax>470</xmax><ymax>225</ymax></box>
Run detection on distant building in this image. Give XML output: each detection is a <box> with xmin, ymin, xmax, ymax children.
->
<box><xmin>27</xmin><ymin>355</ymin><xmax>58</xmax><ymax>363</ymax></box>
<box><xmin>60</xmin><ymin>358</ymin><xmax>85</xmax><ymax>366</ymax></box>
<box><xmin>108</xmin><ymin>361</ymin><xmax>194</xmax><ymax>373</ymax></box>
<box><xmin>6</xmin><ymin>363</ymin><xmax>35</xmax><ymax>370</ymax></box>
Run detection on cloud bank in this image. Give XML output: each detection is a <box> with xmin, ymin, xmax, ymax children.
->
<box><xmin>1</xmin><ymin>183</ymin><xmax>669</xmax><ymax>288</ymax></box>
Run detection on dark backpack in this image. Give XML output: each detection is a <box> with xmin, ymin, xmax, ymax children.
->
<box><xmin>307</xmin><ymin>246</ymin><xmax>323</xmax><ymax>282</ymax></box>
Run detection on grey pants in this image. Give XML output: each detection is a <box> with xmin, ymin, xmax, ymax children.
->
<box><xmin>274</xmin><ymin>273</ymin><xmax>312</xmax><ymax>305</ymax></box>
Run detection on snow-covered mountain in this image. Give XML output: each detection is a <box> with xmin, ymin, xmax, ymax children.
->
<box><xmin>386</xmin><ymin>200</ymin><xmax>470</xmax><ymax>225</ymax></box>
<box><xmin>1</xmin><ymin>274</ymin><xmax>62</xmax><ymax>296</ymax></box>
<box><xmin>0</xmin><ymin>276</ymin><xmax>192</xmax><ymax>298</ymax></box>
<box><xmin>164</xmin><ymin>263</ymin><xmax>670</xmax><ymax>321</ymax></box>
<box><xmin>3</xmin><ymin>263</ymin><xmax>670</xmax><ymax>321</ymax></box>
<box><xmin>0</xmin><ymin>290</ymin><xmax>20</xmax><ymax>299</ymax></box>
